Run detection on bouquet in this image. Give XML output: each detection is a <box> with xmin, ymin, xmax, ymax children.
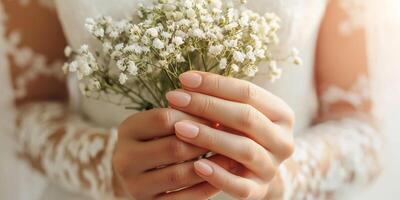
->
<box><xmin>63</xmin><ymin>0</ymin><xmax>301</xmax><ymax>111</ymax></box>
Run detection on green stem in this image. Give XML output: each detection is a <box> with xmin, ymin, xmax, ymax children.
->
<box><xmin>138</xmin><ymin>76</ymin><xmax>163</xmax><ymax>108</ymax></box>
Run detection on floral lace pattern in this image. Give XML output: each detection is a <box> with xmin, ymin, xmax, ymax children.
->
<box><xmin>336</xmin><ymin>0</ymin><xmax>367</xmax><ymax>35</ymax></box>
<box><xmin>279</xmin><ymin>117</ymin><xmax>382</xmax><ymax>200</ymax></box>
<box><xmin>0</xmin><ymin>0</ymin><xmax>119</xmax><ymax>199</ymax></box>
<box><xmin>16</xmin><ymin>103</ymin><xmax>118</xmax><ymax>199</ymax></box>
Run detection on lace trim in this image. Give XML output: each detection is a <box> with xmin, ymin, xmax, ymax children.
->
<box><xmin>5</xmin><ymin>30</ymin><xmax>65</xmax><ymax>99</ymax></box>
<box><xmin>321</xmin><ymin>76</ymin><xmax>370</xmax><ymax>115</ymax></box>
<box><xmin>336</xmin><ymin>0</ymin><xmax>366</xmax><ymax>35</ymax></box>
<box><xmin>16</xmin><ymin>103</ymin><xmax>119</xmax><ymax>199</ymax></box>
<box><xmin>280</xmin><ymin>117</ymin><xmax>382</xmax><ymax>200</ymax></box>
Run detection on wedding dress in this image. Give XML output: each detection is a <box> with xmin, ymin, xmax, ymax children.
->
<box><xmin>0</xmin><ymin>0</ymin><xmax>390</xmax><ymax>200</ymax></box>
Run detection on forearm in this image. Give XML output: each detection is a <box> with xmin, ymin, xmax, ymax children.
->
<box><xmin>15</xmin><ymin>102</ymin><xmax>118</xmax><ymax>199</ymax></box>
<box><xmin>268</xmin><ymin>116</ymin><xmax>382</xmax><ymax>200</ymax></box>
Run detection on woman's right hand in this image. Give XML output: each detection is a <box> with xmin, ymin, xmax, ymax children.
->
<box><xmin>112</xmin><ymin>108</ymin><xmax>236</xmax><ymax>200</ymax></box>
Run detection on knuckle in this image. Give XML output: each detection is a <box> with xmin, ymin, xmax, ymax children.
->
<box><xmin>280</xmin><ymin>137</ymin><xmax>295</xmax><ymax>159</ymax></box>
<box><xmin>167</xmin><ymin>166</ymin><xmax>187</xmax><ymax>185</ymax></box>
<box><xmin>169</xmin><ymin>139</ymin><xmax>188</xmax><ymax>161</ymax></box>
<box><xmin>240</xmin><ymin>82</ymin><xmax>258</xmax><ymax>102</ymax></box>
<box><xmin>239</xmin><ymin>104</ymin><xmax>257</xmax><ymax>129</ymax></box>
<box><xmin>154</xmin><ymin>108</ymin><xmax>174</xmax><ymax>130</ymax></box>
<box><xmin>237</xmin><ymin>187</ymin><xmax>252</xmax><ymax>200</ymax></box>
<box><xmin>198</xmin><ymin>96</ymin><xmax>214</xmax><ymax>116</ymax></box>
<box><xmin>241</xmin><ymin>139</ymin><xmax>258</xmax><ymax>164</ymax></box>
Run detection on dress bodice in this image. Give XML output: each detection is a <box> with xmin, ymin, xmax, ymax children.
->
<box><xmin>56</xmin><ymin>0</ymin><xmax>328</xmax><ymax>134</ymax></box>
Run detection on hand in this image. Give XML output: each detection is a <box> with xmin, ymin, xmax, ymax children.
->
<box><xmin>113</xmin><ymin>108</ymin><xmax>239</xmax><ymax>200</ymax></box>
<box><xmin>166</xmin><ymin>71</ymin><xmax>295</xmax><ymax>199</ymax></box>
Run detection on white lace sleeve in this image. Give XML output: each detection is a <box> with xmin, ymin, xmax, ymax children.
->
<box><xmin>0</xmin><ymin>1</ymin><xmax>119</xmax><ymax>199</ymax></box>
<box><xmin>16</xmin><ymin>103</ymin><xmax>118</xmax><ymax>199</ymax></box>
<box><xmin>270</xmin><ymin>1</ymin><xmax>383</xmax><ymax>199</ymax></box>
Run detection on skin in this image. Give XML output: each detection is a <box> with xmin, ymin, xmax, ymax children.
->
<box><xmin>4</xmin><ymin>0</ymin><xmax>371</xmax><ymax>199</ymax></box>
<box><xmin>113</xmin><ymin>0</ymin><xmax>371</xmax><ymax>199</ymax></box>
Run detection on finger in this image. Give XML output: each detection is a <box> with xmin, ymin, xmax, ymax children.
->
<box><xmin>132</xmin><ymin>154</ymin><xmax>238</xmax><ymax>196</ymax></box>
<box><xmin>179</xmin><ymin>71</ymin><xmax>294</xmax><ymax>125</ymax></box>
<box><xmin>175</xmin><ymin>121</ymin><xmax>276</xmax><ymax>180</ymax></box>
<box><xmin>119</xmin><ymin>108</ymin><xmax>208</xmax><ymax>140</ymax></box>
<box><xmin>156</xmin><ymin>183</ymin><xmax>219</xmax><ymax>200</ymax></box>
<box><xmin>132</xmin><ymin>161</ymin><xmax>204</xmax><ymax>196</ymax></box>
<box><xmin>194</xmin><ymin>159</ymin><xmax>259</xmax><ymax>200</ymax></box>
<box><xmin>166</xmin><ymin>90</ymin><xmax>291</xmax><ymax>155</ymax></box>
<box><xmin>139</xmin><ymin>135</ymin><xmax>208</xmax><ymax>170</ymax></box>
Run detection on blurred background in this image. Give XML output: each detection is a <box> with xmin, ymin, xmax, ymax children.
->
<box><xmin>356</xmin><ymin>0</ymin><xmax>400</xmax><ymax>199</ymax></box>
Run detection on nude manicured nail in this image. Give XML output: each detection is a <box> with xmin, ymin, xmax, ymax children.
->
<box><xmin>179</xmin><ymin>72</ymin><xmax>202</xmax><ymax>88</ymax></box>
<box><xmin>175</xmin><ymin>122</ymin><xmax>199</xmax><ymax>139</ymax></box>
<box><xmin>166</xmin><ymin>91</ymin><xmax>191</xmax><ymax>107</ymax></box>
<box><xmin>194</xmin><ymin>160</ymin><xmax>213</xmax><ymax>176</ymax></box>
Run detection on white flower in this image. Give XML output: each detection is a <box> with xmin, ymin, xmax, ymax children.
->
<box><xmin>146</xmin><ymin>27</ymin><xmax>159</xmax><ymax>37</ymax></box>
<box><xmin>117</xmin><ymin>59</ymin><xmax>126</xmax><ymax>71</ymax></box>
<box><xmin>79</xmin><ymin>63</ymin><xmax>92</xmax><ymax>76</ymax></box>
<box><xmin>69</xmin><ymin>61</ymin><xmax>78</xmax><ymax>72</ymax></box>
<box><xmin>79</xmin><ymin>45</ymin><xmax>89</xmax><ymax>54</ymax></box>
<box><xmin>219</xmin><ymin>58</ymin><xmax>227</xmax><ymax>69</ymax></box>
<box><xmin>127</xmin><ymin>61</ymin><xmax>138</xmax><ymax>75</ymax></box>
<box><xmin>89</xmin><ymin>79</ymin><xmax>101</xmax><ymax>90</ymax></box>
<box><xmin>245</xmin><ymin>66</ymin><xmax>258</xmax><ymax>77</ymax></box>
<box><xmin>103</xmin><ymin>42</ymin><xmax>113</xmax><ymax>53</ymax></box>
<box><xmin>293</xmin><ymin>56</ymin><xmax>303</xmax><ymax>66</ymax></box>
<box><xmin>223</xmin><ymin>40</ymin><xmax>237</xmax><ymax>48</ymax></box>
<box><xmin>254</xmin><ymin>49</ymin><xmax>265</xmax><ymax>58</ymax></box>
<box><xmin>161</xmin><ymin>31</ymin><xmax>172</xmax><ymax>38</ymax></box>
<box><xmin>62</xmin><ymin>63</ymin><xmax>69</xmax><ymax>73</ymax></box>
<box><xmin>64</xmin><ymin>46</ymin><xmax>72</xmax><ymax>57</ymax></box>
<box><xmin>94</xmin><ymin>28</ymin><xmax>105</xmax><ymax>38</ymax></box>
<box><xmin>233</xmin><ymin>51</ymin><xmax>245</xmax><ymax>63</ymax></box>
<box><xmin>172</xmin><ymin>36</ymin><xmax>184</xmax><ymax>46</ymax></box>
<box><xmin>119</xmin><ymin>73</ymin><xmax>128</xmax><ymax>84</ymax></box>
<box><xmin>191</xmin><ymin>28</ymin><xmax>205</xmax><ymax>38</ymax></box>
<box><xmin>186</xmin><ymin>9</ymin><xmax>196</xmax><ymax>19</ymax></box>
<box><xmin>209</xmin><ymin>45</ymin><xmax>224</xmax><ymax>56</ymax></box>
<box><xmin>109</xmin><ymin>31</ymin><xmax>119</xmax><ymax>38</ymax></box>
<box><xmin>231</xmin><ymin>64</ymin><xmax>239</xmax><ymax>72</ymax></box>
<box><xmin>152</xmin><ymin>38</ymin><xmax>165</xmax><ymax>49</ymax></box>
<box><xmin>115</xmin><ymin>43</ymin><xmax>124</xmax><ymax>51</ymax></box>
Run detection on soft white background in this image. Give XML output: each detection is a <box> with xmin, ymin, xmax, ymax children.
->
<box><xmin>357</xmin><ymin>0</ymin><xmax>400</xmax><ymax>199</ymax></box>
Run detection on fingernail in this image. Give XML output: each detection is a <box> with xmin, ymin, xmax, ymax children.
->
<box><xmin>179</xmin><ymin>72</ymin><xmax>202</xmax><ymax>88</ymax></box>
<box><xmin>166</xmin><ymin>91</ymin><xmax>191</xmax><ymax>107</ymax></box>
<box><xmin>194</xmin><ymin>160</ymin><xmax>213</xmax><ymax>176</ymax></box>
<box><xmin>175</xmin><ymin>122</ymin><xmax>199</xmax><ymax>139</ymax></box>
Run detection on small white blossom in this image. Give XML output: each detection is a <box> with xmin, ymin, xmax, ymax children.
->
<box><xmin>231</xmin><ymin>64</ymin><xmax>239</xmax><ymax>72</ymax></box>
<box><xmin>127</xmin><ymin>61</ymin><xmax>138</xmax><ymax>75</ymax></box>
<box><xmin>208</xmin><ymin>45</ymin><xmax>224</xmax><ymax>56</ymax></box>
<box><xmin>103</xmin><ymin>42</ymin><xmax>113</xmax><ymax>53</ymax></box>
<box><xmin>94</xmin><ymin>28</ymin><xmax>105</xmax><ymax>38</ymax></box>
<box><xmin>219</xmin><ymin>58</ymin><xmax>227</xmax><ymax>69</ymax></box>
<box><xmin>152</xmin><ymin>38</ymin><xmax>165</xmax><ymax>49</ymax></box>
<box><xmin>117</xmin><ymin>59</ymin><xmax>126</xmax><ymax>71</ymax></box>
<box><xmin>115</xmin><ymin>43</ymin><xmax>124</xmax><ymax>51</ymax></box>
<box><xmin>172</xmin><ymin>36</ymin><xmax>184</xmax><ymax>46</ymax></box>
<box><xmin>69</xmin><ymin>61</ymin><xmax>78</xmax><ymax>72</ymax></box>
<box><xmin>119</xmin><ymin>73</ymin><xmax>128</xmax><ymax>84</ymax></box>
<box><xmin>79</xmin><ymin>45</ymin><xmax>89</xmax><ymax>54</ymax></box>
<box><xmin>64</xmin><ymin>46</ymin><xmax>72</xmax><ymax>57</ymax></box>
<box><xmin>233</xmin><ymin>51</ymin><xmax>245</xmax><ymax>63</ymax></box>
<box><xmin>146</xmin><ymin>27</ymin><xmax>159</xmax><ymax>37</ymax></box>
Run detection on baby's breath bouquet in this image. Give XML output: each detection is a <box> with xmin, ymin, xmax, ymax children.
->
<box><xmin>63</xmin><ymin>0</ymin><xmax>301</xmax><ymax>110</ymax></box>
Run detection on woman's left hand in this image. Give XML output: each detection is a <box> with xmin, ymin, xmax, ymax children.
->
<box><xmin>165</xmin><ymin>71</ymin><xmax>295</xmax><ymax>199</ymax></box>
